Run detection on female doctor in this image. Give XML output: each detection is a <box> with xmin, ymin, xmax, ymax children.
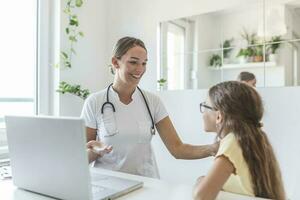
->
<box><xmin>81</xmin><ymin>37</ymin><xmax>218</xmax><ymax>178</ymax></box>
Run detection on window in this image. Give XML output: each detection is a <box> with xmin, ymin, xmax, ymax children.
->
<box><xmin>0</xmin><ymin>1</ymin><xmax>38</xmax><ymax>150</ymax></box>
<box><xmin>167</xmin><ymin>24</ymin><xmax>185</xmax><ymax>90</ymax></box>
<box><xmin>160</xmin><ymin>21</ymin><xmax>186</xmax><ymax>90</ymax></box>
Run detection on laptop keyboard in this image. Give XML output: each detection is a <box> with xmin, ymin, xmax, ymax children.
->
<box><xmin>91</xmin><ymin>184</ymin><xmax>118</xmax><ymax>200</ymax></box>
<box><xmin>91</xmin><ymin>184</ymin><xmax>106</xmax><ymax>194</ymax></box>
<box><xmin>0</xmin><ymin>163</ymin><xmax>12</xmax><ymax>180</ymax></box>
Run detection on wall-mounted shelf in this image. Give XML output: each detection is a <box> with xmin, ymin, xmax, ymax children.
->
<box><xmin>209</xmin><ymin>62</ymin><xmax>283</xmax><ymax>70</ymax></box>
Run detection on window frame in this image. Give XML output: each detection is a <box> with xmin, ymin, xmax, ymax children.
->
<box><xmin>0</xmin><ymin>0</ymin><xmax>55</xmax><ymax>159</ymax></box>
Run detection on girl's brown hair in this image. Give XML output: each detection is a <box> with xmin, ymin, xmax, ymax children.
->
<box><xmin>209</xmin><ymin>81</ymin><xmax>285</xmax><ymax>200</ymax></box>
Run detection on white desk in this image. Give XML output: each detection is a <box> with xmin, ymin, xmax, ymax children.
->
<box><xmin>0</xmin><ymin>167</ymin><xmax>268</xmax><ymax>200</ymax></box>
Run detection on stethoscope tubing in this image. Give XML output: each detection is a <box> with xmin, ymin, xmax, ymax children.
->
<box><xmin>101</xmin><ymin>83</ymin><xmax>155</xmax><ymax>135</ymax></box>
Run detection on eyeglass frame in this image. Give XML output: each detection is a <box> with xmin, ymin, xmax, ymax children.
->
<box><xmin>199</xmin><ymin>102</ymin><xmax>215</xmax><ymax>113</ymax></box>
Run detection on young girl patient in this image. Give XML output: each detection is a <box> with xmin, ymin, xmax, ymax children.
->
<box><xmin>193</xmin><ymin>81</ymin><xmax>285</xmax><ymax>200</ymax></box>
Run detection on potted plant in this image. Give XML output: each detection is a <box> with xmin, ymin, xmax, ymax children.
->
<box><xmin>253</xmin><ymin>45</ymin><xmax>263</xmax><ymax>62</ymax></box>
<box><xmin>157</xmin><ymin>78</ymin><xmax>167</xmax><ymax>90</ymax></box>
<box><xmin>236</xmin><ymin>48</ymin><xmax>250</xmax><ymax>63</ymax></box>
<box><xmin>266</xmin><ymin>36</ymin><xmax>282</xmax><ymax>62</ymax></box>
<box><xmin>239</xmin><ymin>28</ymin><xmax>261</xmax><ymax>62</ymax></box>
<box><xmin>222</xmin><ymin>39</ymin><xmax>234</xmax><ymax>64</ymax></box>
<box><xmin>209</xmin><ymin>54</ymin><xmax>222</xmax><ymax>67</ymax></box>
<box><xmin>56</xmin><ymin>0</ymin><xmax>90</xmax><ymax>100</ymax></box>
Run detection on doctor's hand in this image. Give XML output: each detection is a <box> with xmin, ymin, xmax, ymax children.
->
<box><xmin>209</xmin><ymin>141</ymin><xmax>220</xmax><ymax>156</ymax></box>
<box><xmin>86</xmin><ymin>140</ymin><xmax>113</xmax><ymax>157</ymax></box>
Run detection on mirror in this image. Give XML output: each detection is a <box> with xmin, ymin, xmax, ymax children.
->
<box><xmin>158</xmin><ymin>0</ymin><xmax>300</xmax><ymax>90</ymax></box>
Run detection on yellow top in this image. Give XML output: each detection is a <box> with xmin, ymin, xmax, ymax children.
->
<box><xmin>215</xmin><ymin>133</ymin><xmax>255</xmax><ymax>196</ymax></box>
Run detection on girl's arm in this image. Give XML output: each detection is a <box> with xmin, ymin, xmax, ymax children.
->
<box><xmin>155</xmin><ymin>116</ymin><xmax>219</xmax><ymax>159</ymax></box>
<box><xmin>193</xmin><ymin>156</ymin><xmax>234</xmax><ymax>200</ymax></box>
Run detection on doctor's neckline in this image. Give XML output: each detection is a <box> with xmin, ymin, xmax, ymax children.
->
<box><xmin>110</xmin><ymin>86</ymin><xmax>138</xmax><ymax>106</ymax></box>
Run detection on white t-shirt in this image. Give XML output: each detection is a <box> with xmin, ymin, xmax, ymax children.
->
<box><xmin>81</xmin><ymin>86</ymin><xmax>168</xmax><ymax>178</ymax></box>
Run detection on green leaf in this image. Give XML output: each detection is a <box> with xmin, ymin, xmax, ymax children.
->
<box><xmin>65</xmin><ymin>28</ymin><xmax>69</xmax><ymax>34</ymax></box>
<box><xmin>69</xmin><ymin>36</ymin><xmax>77</xmax><ymax>42</ymax></box>
<box><xmin>79</xmin><ymin>32</ymin><xmax>84</xmax><ymax>37</ymax></box>
<box><xmin>75</xmin><ymin>0</ymin><xmax>83</xmax><ymax>7</ymax></box>
<box><xmin>63</xmin><ymin>8</ymin><xmax>71</xmax><ymax>14</ymax></box>
<box><xmin>69</xmin><ymin>17</ymin><xmax>79</xmax><ymax>26</ymax></box>
<box><xmin>61</xmin><ymin>51</ymin><xmax>68</xmax><ymax>59</ymax></box>
<box><xmin>56</xmin><ymin>81</ymin><xmax>90</xmax><ymax>100</ymax></box>
<box><xmin>65</xmin><ymin>61</ymin><xmax>71</xmax><ymax>68</ymax></box>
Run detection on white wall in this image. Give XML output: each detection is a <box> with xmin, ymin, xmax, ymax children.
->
<box><xmin>194</xmin><ymin>14</ymin><xmax>222</xmax><ymax>89</ymax></box>
<box><xmin>154</xmin><ymin>87</ymin><xmax>300</xmax><ymax>199</ymax></box>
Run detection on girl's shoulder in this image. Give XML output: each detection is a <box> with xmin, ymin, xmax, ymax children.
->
<box><xmin>218</xmin><ymin>133</ymin><xmax>242</xmax><ymax>159</ymax></box>
<box><xmin>220</xmin><ymin>133</ymin><xmax>238</xmax><ymax>146</ymax></box>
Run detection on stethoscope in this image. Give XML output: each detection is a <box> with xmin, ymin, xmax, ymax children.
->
<box><xmin>101</xmin><ymin>83</ymin><xmax>156</xmax><ymax>135</ymax></box>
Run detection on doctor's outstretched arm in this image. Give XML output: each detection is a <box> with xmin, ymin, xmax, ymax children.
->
<box><xmin>156</xmin><ymin>116</ymin><xmax>218</xmax><ymax>159</ymax></box>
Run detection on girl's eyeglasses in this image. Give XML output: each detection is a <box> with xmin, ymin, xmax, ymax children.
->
<box><xmin>199</xmin><ymin>102</ymin><xmax>215</xmax><ymax>113</ymax></box>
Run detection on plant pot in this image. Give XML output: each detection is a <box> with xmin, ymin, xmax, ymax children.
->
<box><xmin>253</xmin><ymin>55</ymin><xmax>263</xmax><ymax>62</ymax></box>
<box><xmin>247</xmin><ymin>56</ymin><xmax>254</xmax><ymax>62</ymax></box>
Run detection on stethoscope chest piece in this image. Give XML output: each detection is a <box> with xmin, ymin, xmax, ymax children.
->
<box><xmin>151</xmin><ymin>127</ymin><xmax>155</xmax><ymax>135</ymax></box>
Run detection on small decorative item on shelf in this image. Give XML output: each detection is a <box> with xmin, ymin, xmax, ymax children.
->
<box><xmin>236</xmin><ymin>48</ymin><xmax>250</xmax><ymax>63</ymax></box>
<box><xmin>253</xmin><ymin>45</ymin><xmax>263</xmax><ymax>62</ymax></box>
<box><xmin>209</xmin><ymin>54</ymin><xmax>222</xmax><ymax>67</ymax></box>
<box><xmin>157</xmin><ymin>78</ymin><xmax>167</xmax><ymax>90</ymax></box>
<box><xmin>238</xmin><ymin>28</ymin><xmax>262</xmax><ymax>63</ymax></box>
<box><xmin>266</xmin><ymin>36</ymin><xmax>282</xmax><ymax>62</ymax></box>
<box><xmin>222</xmin><ymin>39</ymin><xmax>234</xmax><ymax>64</ymax></box>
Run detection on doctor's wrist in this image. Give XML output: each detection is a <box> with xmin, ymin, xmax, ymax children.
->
<box><xmin>209</xmin><ymin>142</ymin><xmax>220</xmax><ymax>156</ymax></box>
<box><xmin>87</xmin><ymin>149</ymin><xmax>102</xmax><ymax>163</ymax></box>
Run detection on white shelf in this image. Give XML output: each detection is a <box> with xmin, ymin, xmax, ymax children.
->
<box><xmin>209</xmin><ymin>62</ymin><xmax>283</xmax><ymax>70</ymax></box>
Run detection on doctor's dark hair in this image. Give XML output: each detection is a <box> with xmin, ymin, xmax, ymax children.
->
<box><xmin>237</xmin><ymin>71</ymin><xmax>256</xmax><ymax>82</ymax></box>
<box><xmin>109</xmin><ymin>37</ymin><xmax>147</xmax><ymax>74</ymax></box>
<box><xmin>208</xmin><ymin>81</ymin><xmax>285</xmax><ymax>200</ymax></box>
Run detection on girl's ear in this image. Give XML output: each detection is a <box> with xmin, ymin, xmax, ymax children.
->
<box><xmin>216</xmin><ymin>110</ymin><xmax>223</xmax><ymax>125</ymax></box>
<box><xmin>111</xmin><ymin>57</ymin><xmax>120</xmax><ymax>69</ymax></box>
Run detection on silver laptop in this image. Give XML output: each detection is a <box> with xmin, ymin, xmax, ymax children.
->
<box><xmin>5</xmin><ymin>115</ymin><xmax>143</xmax><ymax>200</ymax></box>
